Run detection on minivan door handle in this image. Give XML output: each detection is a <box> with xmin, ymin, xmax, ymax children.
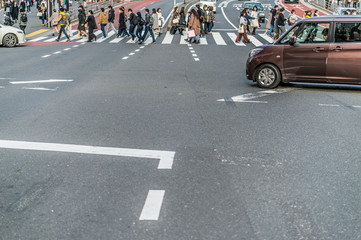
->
<box><xmin>313</xmin><ymin>47</ymin><xmax>325</xmax><ymax>52</ymax></box>
<box><xmin>332</xmin><ymin>46</ymin><xmax>343</xmax><ymax>51</ymax></box>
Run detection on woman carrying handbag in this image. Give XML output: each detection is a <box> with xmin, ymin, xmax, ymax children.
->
<box><xmin>236</xmin><ymin>10</ymin><xmax>250</xmax><ymax>43</ymax></box>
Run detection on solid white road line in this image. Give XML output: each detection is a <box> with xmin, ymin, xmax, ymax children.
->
<box><xmin>162</xmin><ymin>32</ymin><xmax>174</xmax><ymax>44</ymax></box>
<box><xmin>29</xmin><ymin>36</ymin><xmax>47</xmax><ymax>42</ymax></box>
<box><xmin>139</xmin><ymin>190</ymin><xmax>165</xmax><ymax>220</ymax></box>
<box><xmin>0</xmin><ymin>140</ymin><xmax>175</xmax><ymax>169</ymax></box>
<box><xmin>221</xmin><ymin>7</ymin><xmax>237</xmax><ymax>30</ymax></box>
<box><xmin>10</xmin><ymin>79</ymin><xmax>73</xmax><ymax>84</ymax></box>
<box><xmin>199</xmin><ymin>37</ymin><xmax>208</xmax><ymax>45</ymax></box>
<box><xmin>259</xmin><ymin>33</ymin><xmax>274</xmax><ymax>43</ymax></box>
<box><xmin>227</xmin><ymin>33</ymin><xmax>246</xmax><ymax>46</ymax></box>
<box><xmin>22</xmin><ymin>87</ymin><xmax>58</xmax><ymax>91</ymax></box>
<box><xmin>248</xmin><ymin>35</ymin><xmax>263</xmax><ymax>47</ymax></box>
<box><xmin>212</xmin><ymin>32</ymin><xmax>227</xmax><ymax>45</ymax></box>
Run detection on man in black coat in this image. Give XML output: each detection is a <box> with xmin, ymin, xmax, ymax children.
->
<box><xmin>85</xmin><ymin>10</ymin><xmax>97</xmax><ymax>42</ymax></box>
<box><xmin>107</xmin><ymin>5</ymin><xmax>117</xmax><ymax>35</ymax></box>
<box><xmin>117</xmin><ymin>7</ymin><xmax>129</xmax><ymax>37</ymax></box>
<box><xmin>128</xmin><ymin>8</ymin><xmax>137</xmax><ymax>41</ymax></box>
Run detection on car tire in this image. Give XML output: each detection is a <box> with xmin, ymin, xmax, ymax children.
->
<box><xmin>3</xmin><ymin>33</ymin><xmax>17</xmax><ymax>47</ymax></box>
<box><xmin>255</xmin><ymin>64</ymin><xmax>281</xmax><ymax>88</ymax></box>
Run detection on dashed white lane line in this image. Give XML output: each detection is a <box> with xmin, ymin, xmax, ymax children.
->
<box><xmin>53</xmin><ymin>51</ymin><xmax>61</xmax><ymax>54</ymax></box>
<box><xmin>192</xmin><ymin>54</ymin><xmax>197</xmax><ymax>57</ymax></box>
<box><xmin>42</xmin><ymin>55</ymin><xmax>51</xmax><ymax>58</ymax></box>
<box><xmin>63</xmin><ymin>48</ymin><xmax>71</xmax><ymax>51</ymax></box>
<box><xmin>129</xmin><ymin>52</ymin><xmax>135</xmax><ymax>55</ymax></box>
<box><xmin>22</xmin><ymin>87</ymin><xmax>58</xmax><ymax>91</ymax></box>
<box><xmin>0</xmin><ymin>86</ymin><xmax>5</xmax><ymax>88</ymax></box>
<box><xmin>319</xmin><ymin>104</ymin><xmax>361</xmax><ymax>108</ymax></box>
<box><xmin>72</xmin><ymin>45</ymin><xmax>79</xmax><ymax>47</ymax></box>
<box><xmin>10</xmin><ymin>79</ymin><xmax>73</xmax><ymax>84</ymax></box>
<box><xmin>139</xmin><ymin>190</ymin><xmax>165</xmax><ymax>220</ymax></box>
<box><xmin>122</xmin><ymin>56</ymin><xmax>129</xmax><ymax>60</ymax></box>
<box><xmin>194</xmin><ymin>58</ymin><xmax>200</xmax><ymax>61</ymax></box>
<box><xmin>0</xmin><ymin>140</ymin><xmax>175</xmax><ymax>169</ymax></box>
<box><xmin>135</xmin><ymin>49</ymin><xmax>140</xmax><ymax>52</ymax></box>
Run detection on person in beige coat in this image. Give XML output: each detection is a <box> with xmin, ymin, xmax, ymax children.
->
<box><xmin>48</xmin><ymin>9</ymin><xmax>59</xmax><ymax>36</ymax></box>
<box><xmin>187</xmin><ymin>9</ymin><xmax>200</xmax><ymax>44</ymax></box>
<box><xmin>99</xmin><ymin>8</ymin><xmax>108</xmax><ymax>38</ymax></box>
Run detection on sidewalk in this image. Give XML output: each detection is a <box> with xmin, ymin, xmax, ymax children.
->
<box><xmin>276</xmin><ymin>0</ymin><xmax>329</xmax><ymax>18</ymax></box>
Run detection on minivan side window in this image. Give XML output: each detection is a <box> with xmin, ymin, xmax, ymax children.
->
<box><xmin>335</xmin><ymin>22</ymin><xmax>361</xmax><ymax>42</ymax></box>
<box><xmin>294</xmin><ymin>23</ymin><xmax>330</xmax><ymax>44</ymax></box>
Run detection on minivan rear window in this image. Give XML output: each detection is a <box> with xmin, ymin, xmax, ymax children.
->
<box><xmin>335</xmin><ymin>22</ymin><xmax>361</xmax><ymax>42</ymax></box>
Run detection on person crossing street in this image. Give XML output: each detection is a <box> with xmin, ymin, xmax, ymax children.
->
<box><xmin>85</xmin><ymin>10</ymin><xmax>97</xmax><ymax>42</ymax></box>
<box><xmin>106</xmin><ymin>5</ymin><xmax>117</xmax><ymax>36</ymax></box>
<box><xmin>55</xmin><ymin>8</ymin><xmax>70</xmax><ymax>42</ymax></box>
<box><xmin>139</xmin><ymin>8</ymin><xmax>155</xmax><ymax>44</ymax></box>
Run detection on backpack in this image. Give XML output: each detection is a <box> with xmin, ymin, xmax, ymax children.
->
<box><xmin>133</xmin><ymin>15</ymin><xmax>138</xmax><ymax>25</ymax></box>
<box><xmin>59</xmin><ymin>12</ymin><xmax>67</xmax><ymax>25</ymax></box>
<box><xmin>21</xmin><ymin>14</ymin><xmax>28</xmax><ymax>23</ymax></box>
<box><xmin>138</xmin><ymin>17</ymin><xmax>145</xmax><ymax>26</ymax></box>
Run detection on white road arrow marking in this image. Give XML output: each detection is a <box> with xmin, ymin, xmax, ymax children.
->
<box><xmin>218</xmin><ymin>89</ymin><xmax>292</xmax><ymax>103</ymax></box>
<box><xmin>0</xmin><ymin>140</ymin><xmax>175</xmax><ymax>169</ymax></box>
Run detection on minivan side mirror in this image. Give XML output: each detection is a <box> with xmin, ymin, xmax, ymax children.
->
<box><xmin>289</xmin><ymin>36</ymin><xmax>296</xmax><ymax>46</ymax></box>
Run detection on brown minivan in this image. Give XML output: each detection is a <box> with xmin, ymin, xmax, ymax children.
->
<box><xmin>246</xmin><ymin>16</ymin><xmax>361</xmax><ymax>88</ymax></box>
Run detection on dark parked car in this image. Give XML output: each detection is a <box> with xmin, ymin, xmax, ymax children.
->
<box><xmin>240</xmin><ymin>1</ymin><xmax>265</xmax><ymax>23</ymax></box>
<box><xmin>246</xmin><ymin>16</ymin><xmax>361</xmax><ymax>88</ymax></box>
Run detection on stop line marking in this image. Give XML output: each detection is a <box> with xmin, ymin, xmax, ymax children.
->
<box><xmin>0</xmin><ymin>140</ymin><xmax>175</xmax><ymax>169</ymax></box>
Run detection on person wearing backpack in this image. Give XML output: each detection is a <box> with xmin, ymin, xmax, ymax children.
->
<box><xmin>135</xmin><ymin>12</ymin><xmax>144</xmax><ymax>43</ymax></box>
<box><xmin>99</xmin><ymin>8</ymin><xmax>108</xmax><ymax>38</ymax></box>
<box><xmin>128</xmin><ymin>9</ymin><xmax>137</xmax><ymax>41</ymax></box>
<box><xmin>106</xmin><ymin>5</ymin><xmax>117</xmax><ymax>36</ymax></box>
<box><xmin>3</xmin><ymin>12</ymin><xmax>14</xmax><ymax>26</ymax></box>
<box><xmin>76</xmin><ymin>6</ymin><xmax>88</xmax><ymax>40</ymax></box>
<box><xmin>55</xmin><ymin>8</ymin><xmax>70</xmax><ymax>42</ymax></box>
<box><xmin>64</xmin><ymin>9</ymin><xmax>73</xmax><ymax>38</ymax></box>
<box><xmin>19</xmin><ymin>12</ymin><xmax>27</xmax><ymax>33</ymax></box>
<box><xmin>117</xmin><ymin>7</ymin><xmax>129</xmax><ymax>38</ymax></box>
<box><xmin>139</xmin><ymin>8</ymin><xmax>155</xmax><ymax>44</ymax></box>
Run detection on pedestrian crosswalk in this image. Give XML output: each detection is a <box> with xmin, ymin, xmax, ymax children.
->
<box><xmin>28</xmin><ymin>30</ymin><xmax>274</xmax><ymax>47</ymax></box>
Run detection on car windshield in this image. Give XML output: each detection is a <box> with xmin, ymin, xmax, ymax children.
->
<box><xmin>279</xmin><ymin>25</ymin><xmax>300</xmax><ymax>44</ymax></box>
<box><xmin>244</xmin><ymin>3</ymin><xmax>264</xmax><ymax>11</ymax></box>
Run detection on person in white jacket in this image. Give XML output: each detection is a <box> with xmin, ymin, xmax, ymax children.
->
<box><xmin>250</xmin><ymin>6</ymin><xmax>259</xmax><ymax>35</ymax></box>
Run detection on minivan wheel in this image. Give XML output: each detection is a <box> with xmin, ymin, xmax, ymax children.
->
<box><xmin>3</xmin><ymin>33</ymin><xmax>17</xmax><ymax>47</ymax></box>
<box><xmin>255</xmin><ymin>64</ymin><xmax>281</xmax><ymax>89</ymax></box>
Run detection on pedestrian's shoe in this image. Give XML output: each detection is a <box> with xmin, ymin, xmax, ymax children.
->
<box><xmin>55</xmin><ymin>38</ymin><xmax>59</xmax><ymax>42</ymax></box>
<box><xmin>52</xmin><ymin>33</ymin><xmax>54</xmax><ymax>36</ymax></box>
<box><xmin>185</xmin><ymin>39</ymin><xmax>189</xmax><ymax>42</ymax></box>
<box><xmin>151</xmin><ymin>41</ymin><xmax>156</xmax><ymax>44</ymax></box>
<box><xmin>66</xmin><ymin>39</ymin><xmax>70</xmax><ymax>42</ymax></box>
<box><xmin>243</xmin><ymin>40</ymin><xmax>250</xmax><ymax>44</ymax></box>
<box><xmin>94</xmin><ymin>36</ymin><xmax>97</xmax><ymax>41</ymax></box>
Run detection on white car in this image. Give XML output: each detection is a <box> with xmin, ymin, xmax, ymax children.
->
<box><xmin>200</xmin><ymin>0</ymin><xmax>217</xmax><ymax>13</ymax></box>
<box><xmin>0</xmin><ymin>24</ymin><xmax>26</xmax><ymax>47</ymax></box>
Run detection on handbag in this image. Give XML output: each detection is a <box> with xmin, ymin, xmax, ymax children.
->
<box><xmin>37</xmin><ymin>11</ymin><xmax>42</xmax><ymax>17</ymax></box>
<box><xmin>238</xmin><ymin>24</ymin><xmax>244</xmax><ymax>34</ymax></box>
<box><xmin>172</xmin><ymin>18</ymin><xmax>179</xmax><ymax>24</ymax></box>
<box><xmin>188</xmin><ymin>30</ymin><xmax>195</xmax><ymax>37</ymax></box>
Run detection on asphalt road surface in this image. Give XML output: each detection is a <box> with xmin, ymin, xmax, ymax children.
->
<box><xmin>1</xmin><ymin>0</ymin><xmax>361</xmax><ymax>239</ymax></box>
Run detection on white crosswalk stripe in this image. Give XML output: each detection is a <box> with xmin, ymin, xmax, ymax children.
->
<box><xmin>28</xmin><ymin>31</ymin><xmax>271</xmax><ymax>47</ymax></box>
<box><xmin>227</xmin><ymin>32</ymin><xmax>246</xmax><ymax>46</ymax></box>
<box><xmin>259</xmin><ymin>33</ymin><xmax>274</xmax><ymax>43</ymax></box>
<box><xmin>212</xmin><ymin>32</ymin><xmax>227</xmax><ymax>45</ymax></box>
<box><xmin>248</xmin><ymin>35</ymin><xmax>263</xmax><ymax>47</ymax></box>
<box><xmin>161</xmin><ymin>32</ymin><xmax>174</xmax><ymax>44</ymax></box>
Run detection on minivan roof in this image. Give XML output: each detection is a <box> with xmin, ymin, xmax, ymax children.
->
<box><xmin>301</xmin><ymin>15</ymin><xmax>361</xmax><ymax>22</ymax></box>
